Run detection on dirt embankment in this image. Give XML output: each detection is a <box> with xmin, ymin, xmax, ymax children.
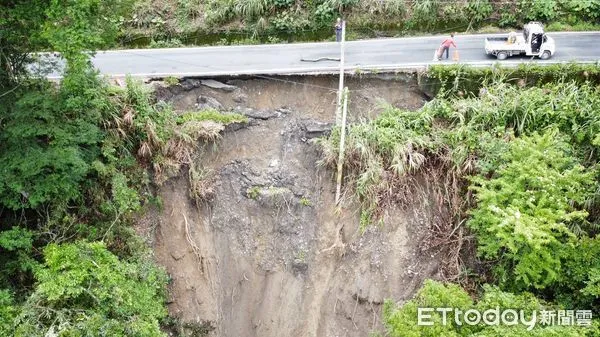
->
<box><xmin>141</xmin><ymin>74</ymin><xmax>444</xmax><ymax>337</ymax></box>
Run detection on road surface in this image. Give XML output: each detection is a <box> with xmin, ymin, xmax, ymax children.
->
<box><xmin>43</xmin><ymin>31</ymin><xmax>600</xmax><ymax>78</ymax></box>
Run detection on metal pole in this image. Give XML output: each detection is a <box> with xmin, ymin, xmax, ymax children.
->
<box><xmin>335</xmin><ymin>20</ymin><xmax>346</xmax><ymax>125</ymax></box>
<box><xmin>335</xmin><ymin>87</ymin><xmax>349</xmax><ymax>204</ymax></box>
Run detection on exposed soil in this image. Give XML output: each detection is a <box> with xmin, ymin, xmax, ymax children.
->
<box><xmin>141</xmin><ymin>74</ymin><xmax>445</xmax><ymax>336</ymax></box>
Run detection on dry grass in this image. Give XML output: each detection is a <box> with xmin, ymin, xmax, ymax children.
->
<box><xmin>153</xmin><ymin>120</ymin><xmax>224</xmax><ymax>185</ymax></box>
<box><xmin>179</xmin><ymin>120</ymin><xmax>224</xmax><ymax>142</ymax></box>
<box><xmin>188</xmin><ymin>164</ymin><xmax>217</xmax><ymax>204</ymax></box>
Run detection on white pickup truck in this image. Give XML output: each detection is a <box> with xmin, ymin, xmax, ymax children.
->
<box><xmin>485</xmin><ymin>22</ymin><xmax>555</xmax><ymax>60</ymax></box>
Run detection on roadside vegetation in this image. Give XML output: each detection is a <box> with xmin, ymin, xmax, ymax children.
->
<box><xmin>320</xmin><ymin>64</ymin><xmax>600</xmax><ymax>335</ymax></box>
<box><xmin>121</xmin><ymin>0</ymin><xmax>600</xmax><ymax>47</ymax></box>
<box><xmin>0</xmin><ymin>1</ymin><xmax>238</xmax><ymax>336</ymax></box>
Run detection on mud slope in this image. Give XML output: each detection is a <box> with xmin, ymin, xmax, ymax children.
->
<box><xmin>150</xmin><ymin>75</ymin><xmax>443</xmax><ymax>337</ymax></box>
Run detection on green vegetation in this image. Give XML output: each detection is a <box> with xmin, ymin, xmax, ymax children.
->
<box><xmin>468</xmin><ymin>131</ymin><xmax>594</xmax><ymax>290</ymax></box>
<box><xmin>120</xmin><ymin>0</ymin><xmax>600</xmax><ymax>46</ymax></box>
<box><xmin>0</xmin><ymin>1</ymin><xmax>229</xmax><ymax>335</ymax></box>
<box><xmin>422</xmin><ymin>63</ymin><xmax>600</xmax><ymax>98</ymax></box>
<box><xmin>14</xmin><ymin>242</ymin><xmax>168</xmax><ymax>337</ymax></box>
<box><xmin>299</xmin><ymin>197</ymin><xmax>312</xmax><ymax>207</ymax></box>
<box><xmin>383</xmin><ymin>280</ymin><xmax>598</xmax><ymax>337</ymax></box>
<box><xmin>247</xmin><ymin>186</ymin><xmax>261</xmax><ymax>200</ymax></box>
<box><xmin>177</xmin><ymin>109</ymin><xmax>248</xmax><ymax>125</ymax></box>
<box><xmin>3</xmin><ymin>1</ymin><xmax>600</xmax><ymax>336</ymax></box>
<box><xmin>149</xmin><ymin>38</ymin><xmax>185</xmax><ymax>48</ymax></box>
<box><xmin>321</xmin><ymin>64</ymin><xmax>600</xmax><ymax>335</ymax></box>
<box><xmin>164</xmin><ymin>75</ymin><xmax>180</xmax><ymax>85</ymax></box>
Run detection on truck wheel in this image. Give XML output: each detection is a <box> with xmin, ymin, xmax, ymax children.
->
<box><xmin>540</xmin><ymin>51</ymin><xmax>551</xmax><ymax>60</ymax></box>
<box><xmin>496</xmin><ymin>52</ymin><xmax>508</xmax><ymax>60</ymax></box>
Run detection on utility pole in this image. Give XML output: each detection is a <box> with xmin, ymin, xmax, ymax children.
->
<box><xmin>335</xmin><ymin>87</ymin><xmax>349</xmax><ymax>204</ymax></box>
<box><xmin>335</xmin><ymin>20</ymin><xmax>346</xmax><ymax>125</ymax></box>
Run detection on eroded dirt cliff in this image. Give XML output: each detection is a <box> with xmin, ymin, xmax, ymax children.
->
<box><xmin>139</xmin><ymin>74</ymin><xmax>445</xmax><ymax>337</ymax></box>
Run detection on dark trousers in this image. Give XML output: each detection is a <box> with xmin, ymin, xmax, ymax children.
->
<box><xmin>440</xmin><ymin>46</ymin><xmax>450</xmax><ymax>59</ymax></box>
<box><xmin>335</xmin><ymin>29</ymin><xmax>342</xmax><ymax>42</ymax></box>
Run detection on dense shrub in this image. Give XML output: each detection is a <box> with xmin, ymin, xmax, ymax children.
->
<box><xmin>383</xmin><ymin>280</ymin><xmax>597</xmax><ymax>337</ymax></box>
<box><xmin>13</xmin><ymin>241</ymin><xmax>168</xmax><ymax>337</ymax></box>
<box><xmin>468</xmin><ymin>131</ymin><xmax>594</xmax><ymax>290</ymax></box>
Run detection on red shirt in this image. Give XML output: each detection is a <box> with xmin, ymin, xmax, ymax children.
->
<box><xmin>441</xmin><ymin>38</ymin><xmax>456</xmax><ymax>48</ymax></box>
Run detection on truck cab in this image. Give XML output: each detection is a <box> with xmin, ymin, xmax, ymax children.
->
<box><xmin>484</xmin><ymin>22</ymin><xmax>555</xmax><ymax>60</ymax></box>
<box><xmin>523</xmin><ymin>22</ymin><xmax>554</xmax><ymax>58</ymax></box>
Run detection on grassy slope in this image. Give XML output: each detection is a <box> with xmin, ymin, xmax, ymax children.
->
<box><xmin>119</xmin><ymin>0</ymin><xmax>600</xmax><ymax>47</ymax></box>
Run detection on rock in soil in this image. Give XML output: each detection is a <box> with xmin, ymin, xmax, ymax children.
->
<box><xmin>201</xmin><ymin>79</ymin><xmax>238</xmax><ymax>92</ymax></box>
<box><xmin>195</xmin><ymin>95</ymin><xmax>223</xmax><ymax>110</ymax></box>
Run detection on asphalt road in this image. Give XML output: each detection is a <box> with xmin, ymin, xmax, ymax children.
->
<box><xmin>44</xmin><ymin>31</ymin><xmax>600</xmax><ymax>78</ymax></box>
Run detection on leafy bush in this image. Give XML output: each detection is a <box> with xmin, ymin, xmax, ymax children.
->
<box><xmin>383</xmin><ymin>280</ymin><xmax>474</xmax><ymax>337</ymax></box>
<box><xmin>13</xmin><ymin>241</ymin><xmax>168</xmax><ymax>337</ymax></box>
<box><xmin>407</xmin><ymin>0</ymin><xmax>440</xmax><ymax>30</ymax></box>
<box><xmin>0</xmin><ymin>227</ymin><xmax>37</xmax><ymax>289</ymax></box>
<box><xmin>383</xmin><ymin>280</ymin><xmax>592</xmax><ymax>337</ymax></box>
<box><xmin>269</xmin><ymin>0</ymin><xmax>294</xmax><ymax>8</ymax></box>
<box><xmin>0</xmin><ymin>73</ymin><xmax>106</xmax><ymax>210</ymax></box>
<box><xmin>42</xmin><ymin>0</ymin><xmax>132</xmax><ymax>64</ymax></box>
<box><xmin>313</xmin><ymin>1</ymin><xmax>338</xmax><ymax>25</ymax></box>
<box><xmin>556</xmin><ymin>235</ymin><xmax>600</xmax><ymax>312</ymax></box>
<box><xmin>465</xmin><ymin>0</ymin><xmax>493</xmax><ymax>24</ymax></box>
<box><xmin>272</xmin><ymin>10</ymin><xmax>311</xmax><ymax>33</ymax></box>
<box><xmin>0</xmin><ymin>290</ymin><xmax>18</xmax><ymax>337</ymax></box>
<box><xmin>560</xmin><ymin>0</ymin><xmax>600</xmax><ymax>21</ymax></box>
<box><xmin>518</xmin><ymin>0</ymin><xmax>559</xmax><ymax>22</ymax></box>
<box><xmin>468</xmin><ymin>131</ymin><xmax>594</xmax><ymax>290</ymax></box>
<box><xmin>499</xmin><ymin>8</ymin><xmax>518</xmax><ymax>28</ymax></box>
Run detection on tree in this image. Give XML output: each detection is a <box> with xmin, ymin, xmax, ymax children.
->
<box><xmin>0</xmin><ymin>0</ymin><xmax>48</xmax><ymax>88</ymax></box>
<box><xmin>0</xmin><ymin>73</ymin><xmax>106</xmax><ymax>210</ymax></box>
<box><xmin>468</xmin><ymin>130</ymin><xmax>594</xmax><ymax>290</ymax></box>
<box><xmin>0</xmin><ymin>0</ymin><xmax>134</xmax><ymax>210</ymax></box>
<box><xmin>0</xmin><ymin>227</ymin><xmax>37</xmax><ymax>289</ymax></box>
<box><xmin>12</xmin><ymin>241</ymin><xmax>168</xmax><ymax>337</ymax></box>
<box><xmin>556</xmin><ymin>235</ymin><xmax>600</xmax><ymax>313</ymax></box>
<box><xmin>1</xmin><ymin>0</ymin><xmax>131</xmax><ymax>87</ymax></box>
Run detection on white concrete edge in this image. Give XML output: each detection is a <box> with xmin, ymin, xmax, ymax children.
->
<box><xmin>45</xmin><ymin>60</ymin><xmax>600</xmax><ymax>80</ymax></box>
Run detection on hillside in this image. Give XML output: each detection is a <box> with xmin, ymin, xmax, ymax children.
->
<box><xmin>1</xmin><ymin>1</ymin><xmax>600</xmax><ymax>337</ymax></box>
<box><xmin>120</xmin><ymin>0</ymin><xmax>600</xmax><ymax>46</ymax></box>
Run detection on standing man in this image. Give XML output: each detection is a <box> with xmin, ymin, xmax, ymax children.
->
<box><xmin>335</xmin><ymin>18</ymin><xmax>343</xmax><ymax>42</ymax></box>
<box><xmin>438</xmin><ymin>33</ymin><xmax>457</xmax><ymax>60</ymax></box>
